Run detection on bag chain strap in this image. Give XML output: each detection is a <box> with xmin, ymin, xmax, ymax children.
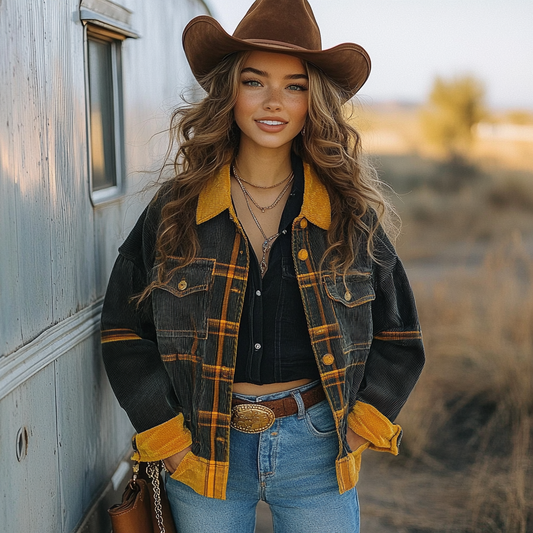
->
<box><xmin>146</xmin><ymin>461</ymin><xmax>166</xmax><ymax>533</ymax></box>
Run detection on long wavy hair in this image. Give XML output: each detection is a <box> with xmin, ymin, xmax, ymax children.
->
<box><xmin>142</xmin><ymin>51</ymin><xmax>397</xmax><ymax>298</ymax></box>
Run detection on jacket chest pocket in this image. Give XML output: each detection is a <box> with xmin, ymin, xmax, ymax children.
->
<box><xmin>323</xmin><ymin>272</ymin><xmax>375</xmax><ymax>357</ymax></box>
<box><xmin>152</xmin><ymin>259</ymin><xmax>215</xmax><ymax>350</ymax></box>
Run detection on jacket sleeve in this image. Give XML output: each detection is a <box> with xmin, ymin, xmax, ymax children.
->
<box><xmin>348</xmin><ymin>228</ymin><xmax>425</xmax><ymax>454</ymax></box>
<box><xmin>101</xmin><ymin>207</ymin><xmax>192</xmax><ymax>462</ymax></box>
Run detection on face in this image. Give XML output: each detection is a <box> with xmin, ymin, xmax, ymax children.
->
<box><xmin>234</xmin><ymin>51</ymin><xmax>309</xmax><ymax>153</ymax></box>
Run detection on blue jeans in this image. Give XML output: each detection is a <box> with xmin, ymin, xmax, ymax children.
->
<box><xmin>165</xmin><ymin>381</ymin><xmax>360</xmax><ymax>532</ymax></box>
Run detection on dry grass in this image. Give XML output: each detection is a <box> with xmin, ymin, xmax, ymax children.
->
<box><xmin>370</xmin><ymin>154</ymin><xmax>533</xmax><ymax>258</ymax></box>
<box><xmin>397</xmin><ymin>235</ymin><xmax>533</xmax><ymax>532</ymax></box>
<box><xmin>360</xmin><ymin>233</ymin><xmax>533</xmax><ymax>533</ymax></box>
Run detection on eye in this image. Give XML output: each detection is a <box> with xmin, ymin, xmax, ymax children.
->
<box><xmin>242</xmin><ymin>79</ymin><xmax>262</xmax><ymax>87</ymax></box>
<box><xmin>287</xmin><ymin>84</ymin><xmax>308</xmax><ymax>92</ymax></box>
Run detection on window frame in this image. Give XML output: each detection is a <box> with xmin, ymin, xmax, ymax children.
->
<box><xmin>81</xmin><ymin>5</ymin><xmax>139</xmax><ymax>205</ymax></box>
<box><xmin>85</xmin><ymin>26</ymin><xmax>124</xmax><ymax>203</ymax></box>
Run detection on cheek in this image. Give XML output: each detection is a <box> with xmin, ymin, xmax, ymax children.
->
<box><xmin>234</xmin><ymin>91</ymin><xmax>258</xmax><ymax>119</ymax></box>
<box><xmin>293</xmin><ymin>99</ymin><xmax>308</xmax><ymax>124</ymax></box>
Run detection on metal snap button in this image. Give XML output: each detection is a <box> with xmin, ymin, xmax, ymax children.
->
<box><xmin>322</xmin><ymin>354</ymin><xmax>335</xmax><ymax>366</ymax></box>
<box><xmin>344</xmin><ymin>291</ymin><xmax>352</xmax><ymax>301</ymax></box>
<box><xmin>298</xmin><ymin>249</ymin><xmax>308</xmax><ymax>261</ymax></box>
<box><xmin>300</xmin><ymin>218</ymin><xmax>308</xmax><ymax>229</ymax></box>
<box><xmin>178</xmin><ymin>280</ymin><xmax>187</xmax><ymax>291</ymax></box>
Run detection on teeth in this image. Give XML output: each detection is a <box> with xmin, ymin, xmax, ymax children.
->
<box><xmin>258</xmin><ymin>120</ymin><xmax>285</xmax><ymax>126</ymax></box>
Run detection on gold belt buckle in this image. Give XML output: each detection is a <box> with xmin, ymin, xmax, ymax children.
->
<box><xmin>230</xmin><ymin>404</ymin><xmax>275</xmax><ymax>433</ymax></box>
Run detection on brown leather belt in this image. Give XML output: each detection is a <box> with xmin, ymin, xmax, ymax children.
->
<box><xmin>231</xmin><ymin>384</ymin><xmax>326</xmax><ymax>434</ymax></box>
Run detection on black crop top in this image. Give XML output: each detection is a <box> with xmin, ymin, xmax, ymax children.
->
<box><xmin>234</xmin><ymin>154</ymin><xmax>320</xmax><ymax>384</ymax></box>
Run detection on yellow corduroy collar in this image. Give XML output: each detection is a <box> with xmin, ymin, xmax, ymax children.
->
<box><xmin>196</xmin><ymin>163</ymin><xmax>331</xmax><ymax>230</ymax></box>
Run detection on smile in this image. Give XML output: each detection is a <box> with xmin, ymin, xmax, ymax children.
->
<box><xmin>256</xmin><ymin>120</ymin><xmax>287</xmax><ymax>126</ymax></box>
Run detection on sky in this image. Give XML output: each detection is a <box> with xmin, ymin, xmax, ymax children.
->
<box><xmin>205</xmin><ymin>0</ymin><xmax>533</xmax><ymax>110</ymax></box>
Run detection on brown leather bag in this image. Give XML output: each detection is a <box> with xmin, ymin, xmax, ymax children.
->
<box><xmin>108</xmin><ymin>461</ymin><xmax>177</xmax><ymax>533</ymax></box>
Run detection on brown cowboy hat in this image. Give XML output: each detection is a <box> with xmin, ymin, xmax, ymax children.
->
<box><xmin>182</xmin><ymin>0</ymin><xmax>371</xmax><ymax>100</ymax></box>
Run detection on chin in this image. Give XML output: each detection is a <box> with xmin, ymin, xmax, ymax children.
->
<box><xmin>248</xmin><ymin>134</ymin><xmax>299</xmax><ymax>151</ymax></box>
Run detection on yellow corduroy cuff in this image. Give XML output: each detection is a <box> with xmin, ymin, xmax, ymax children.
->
<box><xmin>347</xmin><ymin>401</ymin><xmax>402</xmax><ymax>455</ymax></box>
<box><xmin>131</xmin><ymin>413</ymin><xmax>193</xmax><ymax>462</ymax></box>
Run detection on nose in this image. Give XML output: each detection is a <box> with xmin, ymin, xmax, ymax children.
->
<box><xmin>263</xmin><ymin>87</ymin><xmax>282</xmax><ymax>111</ymax></box>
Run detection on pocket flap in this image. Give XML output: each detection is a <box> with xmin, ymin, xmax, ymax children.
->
<box><xmin>323</xmin><ymin>272</ymin><xmax>375</xmax><ymax>307</ymax></box>
<box><xmin>158</xmin><ymin>258</ymin><xmax>215</xmax><ymax>297</ymax></box>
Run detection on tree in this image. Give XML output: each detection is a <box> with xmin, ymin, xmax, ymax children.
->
<box><xmin>421</xmin><ymin>75</ymin><xmax>486</xmax><ymax>158</ymax></box>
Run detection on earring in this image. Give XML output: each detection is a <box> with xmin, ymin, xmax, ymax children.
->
<box><xmin>301</xmin><ymin>126</ymin><xmax>306</xmax><ymax>135</ymax></box>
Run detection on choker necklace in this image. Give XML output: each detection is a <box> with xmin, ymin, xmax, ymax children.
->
<box><xmin>233</xmin><ymin>166</ymin><xmax>293</xmax><ymax>276</ymax></box>
<box><xmin>232</xmin><ymin>165</ymin><xmax>294</xmax><ymax>213</ymax></box>
<box><xmin>233</xmin><ymin>167</ymin><xmax>293</xmax><ymax>190</ymax></box>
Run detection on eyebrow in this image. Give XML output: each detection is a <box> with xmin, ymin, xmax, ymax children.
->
<box><xmin>241</xmin><ymin>67</ymin><xmax>308</xmax><ymax>80</ymax></box>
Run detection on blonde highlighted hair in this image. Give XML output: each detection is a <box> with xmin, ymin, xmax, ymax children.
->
<box><xmin>144</xmin><ymin>51</ymin><xmax>397</xmax><ymax>297</ymax></box>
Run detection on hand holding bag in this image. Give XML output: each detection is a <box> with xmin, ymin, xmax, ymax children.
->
<box><xmin>108</xmin><ymin>461</ymin><xmax>177</xmax><ymax>533</ymax></box>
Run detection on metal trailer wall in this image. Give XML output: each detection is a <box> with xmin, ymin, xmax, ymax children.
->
<box><xmin>0</xmin><ymin>0</ymin><xmax>208</xmax><ymax>531</ymax></box>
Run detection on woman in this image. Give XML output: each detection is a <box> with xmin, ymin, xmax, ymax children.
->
<box><xmin>101</xmin><ymin>1</ymin><xmax>425</xmax><ymax>531</ymax></box>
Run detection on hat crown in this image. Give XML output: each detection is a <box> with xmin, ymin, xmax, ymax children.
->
<box><xmin>233</xmin><ymin>0</ymin><xmax>322</xmax><ymax>51</ymax></box>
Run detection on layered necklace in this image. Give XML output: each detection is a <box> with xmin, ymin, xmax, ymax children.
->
<box><xmin>232</xmin><ymin>165</ymin><xmax>294</xmax><ymax>275</ymax></box>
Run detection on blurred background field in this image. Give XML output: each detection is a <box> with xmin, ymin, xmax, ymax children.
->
<box><xmin>355</xmin><ymin>95</ymin><xmax>533</xmax><ymax>533</ymax></box>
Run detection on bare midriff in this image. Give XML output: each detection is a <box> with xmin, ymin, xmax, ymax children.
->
<box><xmin>233</xmin><ymin>378</ymin><xmax>313</xmax><ymax>396</ymax></box>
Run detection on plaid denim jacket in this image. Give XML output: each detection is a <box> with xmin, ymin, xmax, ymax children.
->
<box><xmin>101</xmin><ymin>163</ymin><xmax>425</xmax><ymax>500</ymax></box>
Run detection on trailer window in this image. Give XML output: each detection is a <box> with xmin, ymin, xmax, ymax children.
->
<box><xmin>81</xmin><ymin>1</ymin><xmax>139</xmax><ymax>204</ymax></box>
<box><xmin>86</xmin><ymin>28</ymin><xmax>124</xmax><ymax>202</ymax></box>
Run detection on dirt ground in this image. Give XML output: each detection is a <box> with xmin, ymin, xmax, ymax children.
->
<box><xmin>255</xmin><ymin>501</ymin><xmax>274</xmax><ymax>533</ymax></box>
<box><xmin>357</xmin><ymin>452</ymin><xmax>472</xmax><ymax>533</ymax></box>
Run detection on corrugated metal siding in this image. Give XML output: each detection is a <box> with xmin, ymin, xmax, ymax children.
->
<box><xmin>0</xmin><ymin>366</ymin><xmax>61</xmax><ymax>532</ymax></box>
<box><xmin>0</xmin><ymin>0</ymin><xmax>208</xmax><ymax>530</ymax></box>
<box><xmin>1</xmin><ymin>0</ymin><xmax>53</xmax><ymax>354</ymax></box>
<box><xmin>1</xmin><ymin>0</ymin><xmax>95</xmax><ymax>353</ymax></box>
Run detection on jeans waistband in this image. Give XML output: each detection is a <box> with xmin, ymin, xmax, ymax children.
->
<box><xmin>232</xmin><ymin>379</ymin><xmax>321</xmax><ymax>403</ymax></box>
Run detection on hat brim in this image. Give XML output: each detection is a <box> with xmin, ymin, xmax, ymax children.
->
<box><xmin>182</xmin><ymin>16</ymin><xmax>371</xmax><ymax>100</ymax></box>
